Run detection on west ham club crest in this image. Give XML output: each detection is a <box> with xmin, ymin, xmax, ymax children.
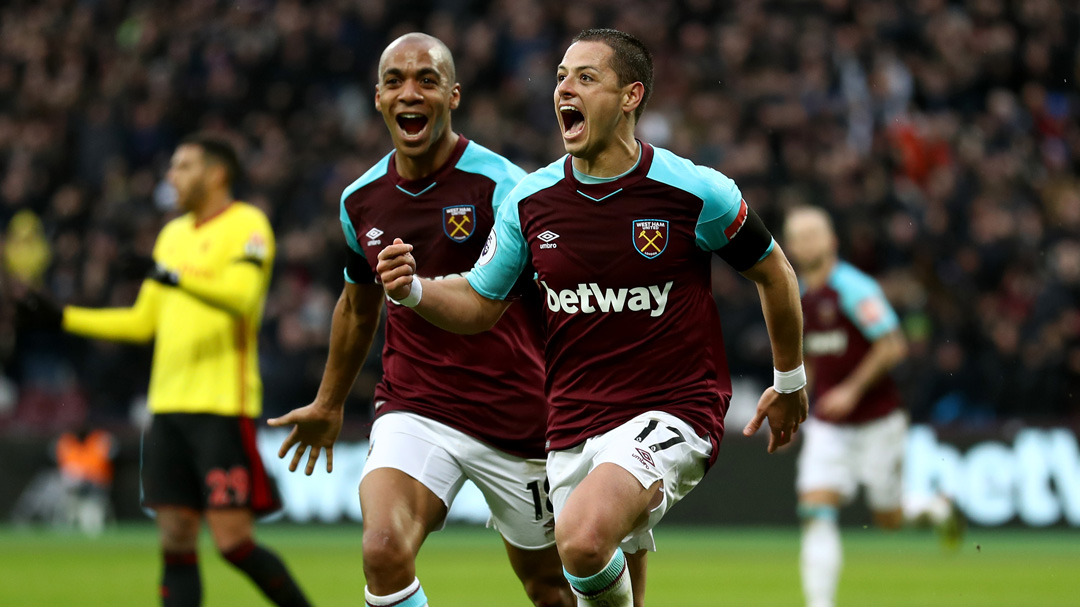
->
<box><xmin>633</xmin><ymin>219</ymin><xmax>668</xmax><ymax>259</ymax></box>
<box><xmin>817</xmin><ymin>299</ymin><xmax>838</xmax><ymax>325</ymax></box>
<box><xmin>443</xmin><ymin>205</ymin><xmax>475</xmax><ymax>242</ymax></box>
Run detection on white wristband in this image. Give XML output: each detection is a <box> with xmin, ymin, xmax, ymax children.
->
<box><xmin>774</xmin><ymin>364</ymin><xmax>806</xmax><ymax>394</ymax></box>
<box><xmin>391</xmin><ymin>276</ymin><xmax>423</xmax><ymax>308</ymax></box>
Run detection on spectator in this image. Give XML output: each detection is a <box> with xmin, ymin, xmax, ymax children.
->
<box><xmin>0</xmin><ymin>0</ymin><xmax>1077</xmax><ymax>433</ymax></box>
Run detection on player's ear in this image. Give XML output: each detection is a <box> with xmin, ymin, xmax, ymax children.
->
<box><xmin>623</xmin><ymin>81</ymin><xmax>644</xmax><ymax>117</ymax></box>
<box><xmin>374</xmin><ymin>85</ymin><xmax>382</xmax><ymax>112</ymax></box>
<box><xmin>448</xmin><ymin>83</ymin><xmax>461</xmax><ymax>111</ymax></box>
<box><xmin>207</xmin><ymin>162</ymin><xmax>228</xmax><ymax>190</ymax></box>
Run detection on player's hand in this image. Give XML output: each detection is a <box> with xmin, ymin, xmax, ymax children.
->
<box><xmin>816</xmin><ymin>383</ymin><xmax>859</xmax><ymax>421</ymax></box>
<box><xmin>376</xmin><ymin>238</ymin><xmax>417</xmax><ymax>301</ymax></box>
<box><xmin>117</xmin><ymin>252</ymin><xmax>179</xmax><ymax>286</ymax></box>
<box><xmin>742</xmin><ymin>387</ymin><xmax>809</xmax><ymax>453</ymax></box>
<box><xmin>16</xmin><ymin>291</ymin><xmax>63</xmax><ymax>331</ymax></box>
<box><xmin>267</xmin><ymin>403</ymin><xmax>344</xmax><ymax>475</ymax></box>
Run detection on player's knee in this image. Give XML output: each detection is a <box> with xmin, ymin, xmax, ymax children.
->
<box><xmin>873</xmin><ymin>509</ymin><xmax>903</xmax><ymax>530</ymax></box>
<box><xmin>361</xmin><ymin>528</ymin><xmax>415</xmax><ymax>581</ymax></box>
<box><xmin>157</xmin><ymin>513</ymin><xmax>200</xmax><ymax>551</ymax></box>
<box><xmin>213</xmin><ymin>533</ymin><xmax>255</xmax><ymax>557</ymax></box>
<box><xmin>554</xmin><ymin>522</ymin><xmax>610</xmax><ymax>573</ymax></box>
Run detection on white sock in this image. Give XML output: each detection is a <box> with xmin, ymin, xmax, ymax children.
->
<box><xmin>564</xmin><ymin>548</ymin><xmax>633</xmax><ymax>607</ymax></box>
<box><xmin>801</xmin><ymin>510</ymin><xmax>841</xmax><ymax>607</ymax></box>
<box><xmin>365</xmin><ymin>577</ymin><xmax>428</xmax><ymax>607</ymax></box>
<box><xmin>903</xmin><ymin>494</ymin><xmax>952</xmax><ymax>526</ymax></box>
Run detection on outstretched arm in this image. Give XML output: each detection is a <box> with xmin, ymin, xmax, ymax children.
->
<box><xmin>377</xmin><ymin>238</ymin><xmax>511</xmax><ymax>334</ymax></box>
<box><xmin>739</xmin><ymin>246</ymin><xmax>809</xmax><ymax>453</ymax></box>
<box><xmin>63</xmin><ymin>281</ymin><xmax>162</xmax><ymax>343</ymax></box>
<box><xmin>268</xmin><ymin>281</ymin><xmax>385</xmax><ymax>475</ymax></box>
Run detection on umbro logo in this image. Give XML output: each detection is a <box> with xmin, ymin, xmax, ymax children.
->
<box><xmin>537</xmin><ymin>230</ymin><xmax>559</xmax><ymax>250</ymax></box>
<box><xmin>366</xmin><ymin>227</ymin><xmax>383</xmax><ymax>246</ymax></box>
<box><xmin>633</xmin><ymin>448</ymin><xmax>655</xmax><ymax>468</ymax></box>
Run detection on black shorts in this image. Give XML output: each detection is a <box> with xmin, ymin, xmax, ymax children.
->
<box><xmin>141</xmin><ymin>413</ymin><xmax>281</xmax><ymax>515</ymax></box>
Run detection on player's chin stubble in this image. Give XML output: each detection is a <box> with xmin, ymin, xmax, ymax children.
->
<box><xmin>179</xmin><ymin>181</ymin><xmax>206</xmax><ymax>211</ymax></box>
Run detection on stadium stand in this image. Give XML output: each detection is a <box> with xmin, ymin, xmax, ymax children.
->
<box><xmin>0</xmin><ymin>0</ymin><xmax>1077</xmax><ymax>434</ymax></box>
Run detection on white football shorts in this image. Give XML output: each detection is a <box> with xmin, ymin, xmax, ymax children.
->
<box><xmin>546</xmin><ymin>411</ymin><xmax>713</xmax><ymax>554</ymax></box>
<box><xmin>796</xmin><ymin>409</ymin><xmax>908</xmax><ymax>511</ymax></box>
<box><xmin>360</xmin><ymin>411</ymin><xmax>554</xmax><ymax>550</ymax></box>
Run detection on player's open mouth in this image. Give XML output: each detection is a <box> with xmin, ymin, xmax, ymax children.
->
<box><xmin>560</xmin><ymin>105</ymin><xmax>585</xmax><ymax>139</ymax></box>
<box><xmin>396</xmin><ymin>113</ymin><xmax>429</xmax><ymax>138</ymax></box>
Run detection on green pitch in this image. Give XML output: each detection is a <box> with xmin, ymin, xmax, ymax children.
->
<box><xmin>1</xmin><ymin>524</ymin><xmax>1077</xmax><ymax>606</ymax></box>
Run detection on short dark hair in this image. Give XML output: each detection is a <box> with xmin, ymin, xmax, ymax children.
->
<box><xmin>572</xmin><ymin>28</ymin><xmax>653</xmax><ymax>121</ymax></box>
<box><xmin>180</xmin><ymin>133</ymin><xmax>242</xmax><ymax>191</ymax></box>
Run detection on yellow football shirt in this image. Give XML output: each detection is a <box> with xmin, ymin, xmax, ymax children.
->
<box><xmin>64</xmin><ymin>202</ymin><xmax>275</xmax><ymax>418</ymax></box>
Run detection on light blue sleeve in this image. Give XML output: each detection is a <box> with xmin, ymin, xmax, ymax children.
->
<box><xmin>339</xmin><ymin>154</ymin><xmax>391</xmax><ymax>284</ymax></box>
<box><xmin>832</xmin><ymin>263</ymin><xmax>900</xmax><ymax>340</ymax></box>
<box><xmin>455</xmin><ymin>140</ymin><xmax>528</xmax><ymax>211</ymax></box>
<box><xmin>340</xmin><ymin>193</ymin><xmax>363</xmax><ymax>285</ymax></box>
<box><xmin>339</xmin><ymin>205</ymin><xmax>362</xmax><ymax>255</ymax></box>
<box><xmin>646</xmin><ymin>147</ymin><xmax>775</xmax><ymax>260</ymax></box>
<box><xmin>466</xmin><ymin>160</ymin><xmax>563</xmax><ymax>300</ymax></box>
<box><xmin>466</xmin><ymin>195</ymin><xmax>529</xmax><ymax>300</ymax></box>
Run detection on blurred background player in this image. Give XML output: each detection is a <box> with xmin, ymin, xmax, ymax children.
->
<box><xmin>375</xmin><ymin>29</ymin><xmax>807</xmax><ymax>607</ymax></box>
<box><xmin>16</xmin><ymin>135</ymin><xmax>311</xmax><ymax>607</ymax></box>
<box><xmin>269</xmin><ymin>33</ymin><xmax>571</xmax><ymax>607</ymax></box>
<box><xmin>784</xmin><ymin>206</ymin><xmax>961</xmax><ymax>607</ymax></box>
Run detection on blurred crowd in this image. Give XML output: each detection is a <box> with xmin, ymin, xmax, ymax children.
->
<box><xmin>0</xmin><ymin>0</ymin><xmax>1078</xmax><ymax>435</ymax></box>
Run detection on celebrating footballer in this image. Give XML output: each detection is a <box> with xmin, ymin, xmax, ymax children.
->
<box><xmin>376</xmin><ymin>29</ymin><xmax>808</xmax><ymax>607</ymax></box>
<box><xmin>269</xmin><ymin>33</ymin><xmax>572</xmax><ymax>607</ymax></box>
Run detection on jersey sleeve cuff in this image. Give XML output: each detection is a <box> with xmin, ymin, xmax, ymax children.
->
<box><xmin>864</xmin><ymin>320</ymin><xmax>900</xmax><ymax>341</ymax></box>
<box><xmin>466</xmin><ymin>272</ymin><xmax>508</xmax><ymax>301</ymax></box>
<box><xmin>758</xmin><ymin>238</ymin><xmax>776</xmax><ymax>262</ymax></box>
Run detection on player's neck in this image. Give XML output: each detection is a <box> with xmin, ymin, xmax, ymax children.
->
<box><xmin>192</xmin><ymin>190</ymin><xmax>232</xmax><ymax>225</ymax></box>
<box><xmin>395</xmin><ymin>131</ymin><xmax>460</xmax><ymax>181</ymax></box>
<box><xmin>572</xmin><ymin>132</ymin><xmax>639</xmax><ymax>178</ymax></box>
<box><xmin>803</xmin><ymin>256</ymin><xmax>837</xmax><ymax>289</ymax></box>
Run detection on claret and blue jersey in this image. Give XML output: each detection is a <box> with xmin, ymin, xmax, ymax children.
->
<box><xmin>468</xmin><ymin>141</ymin><xmax>775</xmax><ymax>458</ymax></box>
<box><xmin>338</xmin><ymin>135</ymin><xmax>549</xmax><ymax>459</ymax></box>
<box><xmin>801</xmin><ymin>260</ymin><xmax>902</xmax><ymax>424</ymax></box>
